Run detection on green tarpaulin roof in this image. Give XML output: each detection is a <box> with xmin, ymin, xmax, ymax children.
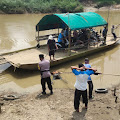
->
<box><xmin>36</xmin><ymin>12</ymin><xmax>107</xmax><ymax>31</ymax></box>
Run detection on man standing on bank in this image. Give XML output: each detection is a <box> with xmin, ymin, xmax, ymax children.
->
<box><xmin>38</xmin><ymin>54</ymin><xmax>53</xmax><ymax>95</ymax></box>
<box><xmin>84</xmin><ymin>58</ymin><xmax>93</xmax><ymax>99</ymax></box>
<box><xmin>71</xmin><ymin>64</ymin><xmax>97</xmax><ymax>112</ymax></box>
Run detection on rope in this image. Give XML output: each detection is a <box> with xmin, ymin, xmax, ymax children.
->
<box><xmin>102</xmin><ymin>73</ymin><xmax>120</xmax><ymax>76</ymax></box>
<box><xmin>53</xmin><ymin>71</ymin><xmax>120</xmax><ymax>77</ymax></box>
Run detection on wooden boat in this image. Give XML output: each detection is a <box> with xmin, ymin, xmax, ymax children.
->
<box><xmin>1</xmin><ymin>12</ymin><xmax>119</xmax><ymax>70</ymax></box>
<box><xmin>1</xmin><ymin>37</ymin><xmax>118</xmax><ymax>70</ymax></box>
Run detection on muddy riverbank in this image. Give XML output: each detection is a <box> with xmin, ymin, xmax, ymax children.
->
<box><xmin>0</xmin><ymin>84</ymin><xmax>120</xmax><ymax>120</ymax></box>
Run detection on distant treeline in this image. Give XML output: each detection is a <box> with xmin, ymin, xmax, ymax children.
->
<box><xmin>0</xmin><ymin>0</ymin><xmax>83</xmax><ymax>14</ymax></box>
<box><xmin>0</xmin><ymin>0</ymin><xmax>120</xmax><ymax>14</ymax></box>
<box><xmin>95</xmin><ymin>0</ymin><xmax>120</xmax><ymax>8</ymax></box>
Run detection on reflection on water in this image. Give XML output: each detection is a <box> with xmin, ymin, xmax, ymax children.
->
<box><xmin>0</xmin><ymin>11</ymin><xmax>120</xmax><ymax>54</ymax></box>
<box><xmin>0</xmin><ymin>14</ymin><xmax>45</xmax><ymax>54</ymax></box>
<box><xmin>0</xmin><ymin>11</ymin><xmax>120</xmax><ymax>93</ymax></box>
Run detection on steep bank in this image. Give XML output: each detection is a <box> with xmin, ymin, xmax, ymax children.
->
<box><xmin>84</xmin><ymin>4</ymin><xmax>120</xmax><ymax>12</ymax></box>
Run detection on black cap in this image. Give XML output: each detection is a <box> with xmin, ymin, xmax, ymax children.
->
<box><xmin>78</xmin><ymin>63</ymin><xmax>84</xmax><ymax>68</ymax></box>
<box><xmin>39</xmin><ymin>54</ymin><xmax>44</xmax><ymax>58</ymax></box>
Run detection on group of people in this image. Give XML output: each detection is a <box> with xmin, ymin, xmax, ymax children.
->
<box><xmin>72</xmin><ymin>29</ymin><xmax>87</xmax><ymax>46</ymax></box>
<box><xmin>47</xmin><ymin>24</ymin><xmax>120</xmax><ymax>61</ymax></box>
<box><xmin>38</xmin><ymin>54</ymin><xmax>99</xmax><ymax>112</ymax></box>
<box><xmin>102</xmin><ymin>24</ymin><xmax>120</xmax><ymax>45</ymax></box>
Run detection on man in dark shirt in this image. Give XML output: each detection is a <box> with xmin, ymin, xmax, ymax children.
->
<box><xmin>47</xmin><ymin>35</ymin><xmax>58</xmax><ymax>61</ymax></box>
<box><xmin>102</xmin><ymin>26</ymin><xmax>108</xmax><ymax>45</ymax></box>
<box><xmin>38</xmin><ymin>54</ymin><xmax>53</xmax><ymax>95</ymax></box>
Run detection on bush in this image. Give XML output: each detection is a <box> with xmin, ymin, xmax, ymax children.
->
<box><xmin>95</xmin><ymin>0</ymin><xmax>118</xmax><ymax>8</ymax></box>
<box><xmin>0</xmin><ymin>0</ymin><xmax>26</xmax><ymax>13</ymax></box>
<box><xmin>0</xmin><ymin>0</ymin><xmax>83</xmax><ymax>14</ymax></box>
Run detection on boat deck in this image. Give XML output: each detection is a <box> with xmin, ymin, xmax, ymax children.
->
<box><xmin>1</xmin><ymin>37</ymin><xmax>118</xmax><ymax>70</ymax></box>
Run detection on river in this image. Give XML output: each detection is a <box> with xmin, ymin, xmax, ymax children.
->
<box><xmin>0</xmin><ymin>11</ymin><xmax>120</xmax><ymax>93</ymax></box>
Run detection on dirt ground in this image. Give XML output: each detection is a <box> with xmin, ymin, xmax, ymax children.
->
<box><xmin>0</xmin><ymin>84</ymin><xmax>120</xmax><ymax>120</ymax></box>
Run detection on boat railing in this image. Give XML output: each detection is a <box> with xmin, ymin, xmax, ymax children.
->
<box><xmin>36</xmin><ymin>33</ymin><xmax>58</xmax><ymax>42</ymax></box>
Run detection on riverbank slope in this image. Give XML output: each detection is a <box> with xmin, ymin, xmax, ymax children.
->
<box><xmin>0</xmin><ymin>85</ymin><xmax>120</xmax><ymax>120</ymax></box>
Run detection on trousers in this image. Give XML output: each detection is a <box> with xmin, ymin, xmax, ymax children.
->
<box><xmin>112</xmin><ymin>33</ymin><xmax>117</xmax><ymax>39</ymax></box>
<box><xmin>88</xmin><ymin>81</ymin><xmax>93</xmax><ymax>99</ymax></box>
<box><xmin>74</xmin><ymin>89</ymin><xmax>88</xmax><ymax>110</ymax></box>
<box><xmin>41</xmin><ymin>77</ymin><xmax>53</xmax><ymax>92</ymax></box>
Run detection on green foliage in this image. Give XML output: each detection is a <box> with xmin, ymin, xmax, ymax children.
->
<box><xmin>95</xmin><ymin>0</ymin><xmax>120</xmax><ymax>8</ymax></box>
<box><xmin>0</xmin><ymin>0</ymin><xmax>26</xmax><ymax>13</ymax></box>
<box><xmin>0</xmin><ymin>0</ymin><xmax>83</xmax><ymax>14</ymax></box>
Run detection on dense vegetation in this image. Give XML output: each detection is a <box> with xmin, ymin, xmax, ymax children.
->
<box><xmin>0</xmin><ymin>0</ymin><xmax>120</xmax><ymax>14</ymax></box>
<box><xmin>0</xmin><ymin>0</ymin><xmax>83</xmax><ymax>14</ymax></box>
<box><xmin>95</xmin><ymin>0</ymin><xmax>120</xmax><ymax>8</ymax></box>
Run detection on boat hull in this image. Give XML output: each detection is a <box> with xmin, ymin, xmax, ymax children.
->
<box><xmin>19</xmin><ymin>40</ymin><xmax>118</xmax><ymax>70</ymax></box>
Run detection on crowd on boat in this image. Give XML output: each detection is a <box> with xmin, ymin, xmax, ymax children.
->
<box><xmin>47</xmin><ymin>26</ymin><xmax>106</xmax><ymax>60</ymax></box>
<box><xmin>38</xmin><ymin>24</ymin><xmax>120</xmax><ymax>61</ymax></box>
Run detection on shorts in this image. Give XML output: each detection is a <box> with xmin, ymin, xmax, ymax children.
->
<box><xmin>49</xmin><ymin>50</ymin><xmax>55</xmax><ymax>56</ymax></box>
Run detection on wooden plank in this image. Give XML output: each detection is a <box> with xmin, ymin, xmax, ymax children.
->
<box><xmin>36</xmin><ymin>33</ymin><xmax>58</xmax><ymax>41</ymax></box>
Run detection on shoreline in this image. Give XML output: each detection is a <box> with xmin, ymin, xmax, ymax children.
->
<box><xmin>0</xmin><ymin>84</ymin><xmax>120</xmax><ymax>120</ymax></box>
<box><xmin>0</xmin><ymin>4</ymin><xmax>120</xmax><ymax>14</ymax></box>
<box><xmin>84</xmin><ymin>4</ymin><xmax>120</xmax><ymax>12</ymax></box>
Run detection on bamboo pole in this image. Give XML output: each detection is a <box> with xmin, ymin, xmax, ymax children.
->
<box><xmin>37</xmin><ymin>25</ymin><xmax>40</xmax><ymax>45</ymax></box>
<box><xmin>68</xmin><ymin>13</ymin><xmax>71</xmax><ymax>56</ymax></box>
<box><xmin>0</xmin><ymin>105</ymin><xmax>1</xmax><ymax>113</ymax></box>
<box><xmin>58</xmin><ymin>24</ymin><xmax>59</xmax><ymax>36</ymax></box>
<box><xmin>68</xmin><ymin>29</ymin><xmax>71</xmax><ymax>56</ymax></box>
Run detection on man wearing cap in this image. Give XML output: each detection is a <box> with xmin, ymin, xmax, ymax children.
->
<box><xmin>84</xmin><ymin>58</ymin><xmax>93</xmax><ymax>99</ymax></box>
<box><xmin>47</xmin><ymin>35</ymin><xmax>58</xmax><ymax>61</ymax></box>
<box><xmin>38</xmin><ymin>54</ymin><xmax>53</xmax><ymax>95</ymax></box>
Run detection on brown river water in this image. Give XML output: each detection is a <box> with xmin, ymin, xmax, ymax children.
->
<box><xmin>0</xmin><ymin>11</ymin><xmax>120</xmax><ymax>93</ymax></box>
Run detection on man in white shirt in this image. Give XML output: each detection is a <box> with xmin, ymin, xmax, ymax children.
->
<box><xmin>111</xmin><ymin>24</ymin><xmax>120</xmax><ymax>40</ymax></box>
<box><xmin>71</xmin><ymin>64</ymin><xmax>97</xmax><ymax>112</ymax></box>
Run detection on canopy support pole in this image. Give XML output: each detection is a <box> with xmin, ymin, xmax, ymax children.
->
<box><xmin>37</xmin><ymin>25</ymin><xmax>40</xmax><ymax>46</ymax></box>
<box><xmin>68</xmin><ymin>29</ymin><xmax>71</xmax><ymax>56</ymax></box>
<box><xmin>68</xmin><ymin>13</ymin><xmax>71</xmax><ymax>56</ymax></box>
<box><xmin>58</xmin><ymin>24</ymin><xmax>59</xmax><ymax>35</ymax></box>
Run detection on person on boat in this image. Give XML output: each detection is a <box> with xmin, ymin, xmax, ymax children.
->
<box><xmin>102</xmin><ymin>26</ymin><xmax>108</xmax><ymax>45</ymax></box>
<box><xmin>73</xmin><ymin>30</ymin><xmax>78</xmax><ymax>43</ymax></box>
<box><xmin>57</xmin><ymin>29</ymin><xmax>64</xmax><ymax>46</ymax></box>
<box><xmin>84</xmin><ymin>58</ymin><xmax>93</xmax><ymax>99</ymax></box>
<box><xmin>38</xmin><ymin>54</ymin><xmax>53</xmax><ymax>95</ymax></box>
<box><xmin>111</xmin><ymin>24</ymin><xmax>120</xmax><ymax>40</ymax></box>
<box><xmin>63</xmin><ymin>27</ymin><xmax>69</xmax><ymax>40</ymax></box>
<box><xmin>57</xmin><ymin>29</ymin><xmax>69</xmax><ymax>48</ymax></box>
<box><xmin>47</xmin><ymin>35</ymin><xmax>58</xmax><ymax>61</ymax></box>
<box><xmin>71</xmin><ymin>63</ymin><xmax>97</xmax><ymax>112</ymax></box>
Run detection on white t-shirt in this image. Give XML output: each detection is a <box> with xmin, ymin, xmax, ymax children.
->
<box><xmin>72</xmin><ymin>69</ymin><xmax>94</xmax><ymax>91</ymax></box>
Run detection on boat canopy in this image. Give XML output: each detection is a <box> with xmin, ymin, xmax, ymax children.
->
<box><xmin>36</xmin><ymin>12</ymin><xmax>107</xmax><ymax>31</ymax></box>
